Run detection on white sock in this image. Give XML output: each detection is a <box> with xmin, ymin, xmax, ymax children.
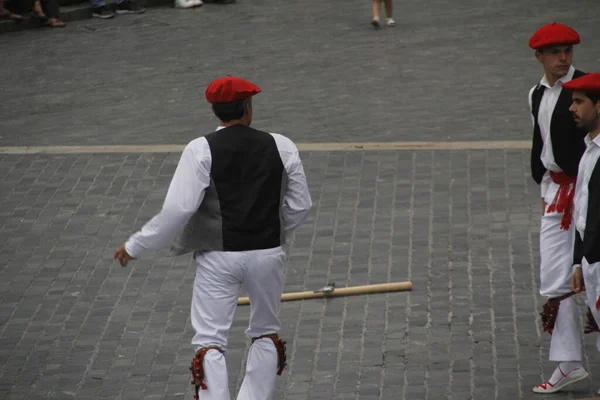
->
<box><xmin>548</xmin><ymin>361</ymin><xmax>582</xmax><ymax>383</ymax></box>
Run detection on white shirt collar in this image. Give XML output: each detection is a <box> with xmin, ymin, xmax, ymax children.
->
<box><xmin>540</xmin><ymin>65</ymin><xmax>575</xmax><ymax>89</ymax></box>
<box><xmin>216</xmin><ymin>124</ymin><xmax>250</xmax><ymax>131</ymax></box>
<box><xmin>585</xmin><ymin>133</ymin><xmax>600</xmax><ymax>147</ymax></box>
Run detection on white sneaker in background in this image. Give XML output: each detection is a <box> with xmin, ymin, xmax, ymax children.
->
<box><xmin>174</xmin><ymin>0</ymin><xmax>203</xmax><ymax>9</ymax></box>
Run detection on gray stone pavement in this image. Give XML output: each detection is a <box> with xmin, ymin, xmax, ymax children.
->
<box><xmin>2</xmin><ymin>0</ymin><xmax>600</xmax><ymax>400</ymax></box>
<box><xmin>0</xmin><ymin>0</ymin><xmax>599</xmax><ymax>146</ymax></box>
<box><xmin>2</xmin><ymin>150</ymin><xmax>600</xmax><ymax>400</ymax></box>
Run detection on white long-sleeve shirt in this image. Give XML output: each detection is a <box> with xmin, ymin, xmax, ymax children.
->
<box><xmin>574</xmin><ymin>133</ymin><xmax>600</xmax><ymax>241</ymax></box>
<box><xmin>125</xmin><ymin>126</ymin><xmax>312</xmax><ymax>258</ymax></box>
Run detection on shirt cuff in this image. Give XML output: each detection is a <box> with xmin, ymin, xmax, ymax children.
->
<box><xmin>573</xmin><ymin>264</ymin><xmax>582</xmax><ymax>273</ymax></box>
<box><xmin>125</xmin><ymin>239</ymin><xmax>144</xmax><ymax>259</ymax></box>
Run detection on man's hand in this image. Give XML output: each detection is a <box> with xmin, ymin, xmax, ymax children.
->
<box><xmin>571</xmin><ymin>266</ymin><xmax>584</xmax><ymax>293</ymax></box>
<box><xmin>114</xmin><ymin>244</ymin><xmax>134</xmax><ymax>267</ymax></box>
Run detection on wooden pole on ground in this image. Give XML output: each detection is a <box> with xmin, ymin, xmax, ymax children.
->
<box><xmin>237</xmin><ymin>281</ymin><xmax>412</xmax><ymax>306</ymax></box>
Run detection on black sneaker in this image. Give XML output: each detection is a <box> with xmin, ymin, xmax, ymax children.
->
<box><xmin>116</xmin><ymin>0</ymin><xmax>147</xmax><ymax>14</ymax></box>
<box><xmin>91</xmin><ymin>5</ymin><xmax>115</xmax><ymax>18</ymax></box>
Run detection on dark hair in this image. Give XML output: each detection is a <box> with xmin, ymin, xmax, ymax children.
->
<box><xmin>584</xmin><ymin>91</ymin><xmax>600</xmax><ymax>105</ymax></box>
<box><xmin>536</xmin><ymin>45</ymin><xmax>573</xmax><ymax>54</ymax></box>
<box><xmin>212</xmin><ymin>99</ymin><xmax>248</xmax><ymax>122</ymax></box>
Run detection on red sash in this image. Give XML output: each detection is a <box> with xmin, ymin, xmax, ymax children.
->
<box><xmin>546</xmin><ymin>171</ymin><xmax>576</xmax><ymax>230</ymax></box>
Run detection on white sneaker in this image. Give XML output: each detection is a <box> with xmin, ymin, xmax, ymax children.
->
<box><xmin>174</xmin><ymin>0</ymin><xmax>203</xmax><ymax>8</ymax></box>
<box><xmin>386</xmin><ymin>18</ymin><xmax>395</xmax><ymax>27</ymax></box>
<box><xmin>532</xmin><ymin>367</ymin><xmax>589</xmax><ymax>394</ymax></box>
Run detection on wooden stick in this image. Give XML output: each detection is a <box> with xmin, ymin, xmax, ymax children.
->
<box><xmin>237</xmin><ymin>281</ymin><xmax>412</xmax><ymax>306</ymax></box>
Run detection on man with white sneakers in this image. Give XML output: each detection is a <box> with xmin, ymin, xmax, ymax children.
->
<box><xmin>114</xmin><ymin>75</ymin><xmax>312</xmax><ymax>400</ymax></box>
<box><xmin>568</xmin><ymin>72</ymin><xmax>600</xmax><ymax>397</ymax></box>
<box><xmin>527</xmin><ymin>22</ymin><xmax>589</xmax><ymax>394</ymax></box>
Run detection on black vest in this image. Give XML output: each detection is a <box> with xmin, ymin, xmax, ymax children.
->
<box><xmin>171</xmin><ymin>124</ymin><xmax>286</xmax><ymax>254</ymax></box>
<box><xmin>574</xmin><ymin>157</ymin><xmax>600</xmax><ymax>265</ymax></box>
<box><xmin>530</xmin><ymin>69</ymin><xmax>587</xmax><ymax>184</ymax></box>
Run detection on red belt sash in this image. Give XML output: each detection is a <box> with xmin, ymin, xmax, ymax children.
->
<box><xmin>546</xmin><ymin>171</ymin><xmax>576</xmax><ymax>230</ymax></box>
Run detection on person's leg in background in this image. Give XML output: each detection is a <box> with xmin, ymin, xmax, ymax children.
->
<box><xmin>383</xmin><ymin>0</ymin><xmax>394</xmax><ymax>26</ymax></box>
<box><xmin>33</xmin><ymin>0</ymin><xmax>65</xmax><ymax>27</ymax></box>
<box><xmin>0</xmin><ymin>0</ymin><xmax>23</xmax><ymax>20</ymax></box>
<box><xmin>371</xmin><ymin>0</ymin><xmax>381</xmax><ymax>28</ymax></box>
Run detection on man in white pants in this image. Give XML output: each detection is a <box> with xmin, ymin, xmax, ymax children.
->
<box><xmin>568</xmin><ymin>72</ymin><xmax>600</xmax><ymax>396</ymax></box>
<box><xmin>527</xmin><ymin>22</ymin><xmax>589</xmax><ymax>394</ymax></box>
<box><xmin>114</xmin><ymin>75</ymin><xmax>312</xmax><ymax>400</ymax></box>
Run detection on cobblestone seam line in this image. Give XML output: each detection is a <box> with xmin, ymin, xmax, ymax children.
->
<box><xmin>484</xmin><ymin>151</ymin><xmax>499</xmax><ymax>399</ymax></box>
<box><xmin>504</xmin><ymin>150</ymin><xmax>523</xmax><ymax>398</ymax></box>
<box><xmin>401</xmin><ymin>153</ymin><xmax>416</xmax><ymax>400</ymax></box>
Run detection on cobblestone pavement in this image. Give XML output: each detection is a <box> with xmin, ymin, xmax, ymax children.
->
<box><xmin>0</xmin><ymin>0</ymin><xmax>599</xmax><ymax>147</ymax></box>
<box><xmin>2</xmin><ymin>0</ymin><xmax>600</xmax><ymax>399</ymax></box>
<box><xmin>2</xmin><ymin>150</ymin><xmax>600</xmax><ymax>400</ymax></box>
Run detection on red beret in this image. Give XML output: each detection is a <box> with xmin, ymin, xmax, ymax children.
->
<box><xmin>528</xmin><ymin>22</ymin><xmax>580</xmax><ymax>50</ymax></box>
<box><xmin>205</xmin><ymin>76</ymin><xmax>261</xmax><ymax>104</ymax></box>
<box><xmin>563</xmin><ymin>73</ymin><xmax>600</xmax><ymax>95</ymax></box>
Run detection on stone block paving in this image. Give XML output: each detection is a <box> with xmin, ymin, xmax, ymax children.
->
<box><xmin>0</xmin><ymin>0</ymin><xmax>599</xmax><ymax>147</ymax></box>
<box><xmin>1</xmin><ymin>149</ymin><xmax>600</xmax><ymax>400</ymax></box>
<box><xmin>2</xmin><ymin>0</ymin><xmax>600</xmax><ymax>399</ymax></box>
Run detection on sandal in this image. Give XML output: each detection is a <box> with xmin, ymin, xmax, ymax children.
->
<box><xmin>30</xmin><ymin>2</ymin><xmax>64</xmax><ymax>27</ymax></box>
<box><xmin>0</xmin><ymin>10</ymin><xmax>24</xmax><ymax>21</ymax></box>
<box><xmin>43</xmin><ymin>17</ymin><xmax>65</xmax><ymax>27</ymax></box>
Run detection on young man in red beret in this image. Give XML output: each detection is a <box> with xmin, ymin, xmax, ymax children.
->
<box><xmin>114</xmin><ymin>75</ymin><xmax>312</xmax><ymax>400</ymax></box>
<box><xmin>527</xmin><ymin>22</ymin><xmax>590</xmax><ymax>394</ymax></box>
<box><xmin>568</xmin><ymin>73</ymin><xmax>600</xmax><ymax>396</ymax></box>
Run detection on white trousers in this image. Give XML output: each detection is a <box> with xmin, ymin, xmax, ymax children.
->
<box><xmin>582</xmin><ymin>258</ymin><xmax>600</xmax><ymax>352</ymax></box>
<box><xmin>190</xmin><ymin>247</ymin><xmax>286</xmax><ymax>400</ymax></box>
<box><xmin>540</xmin><ymin>210</ymin><xmax>582</xmax><ymax>361</ymax></box>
